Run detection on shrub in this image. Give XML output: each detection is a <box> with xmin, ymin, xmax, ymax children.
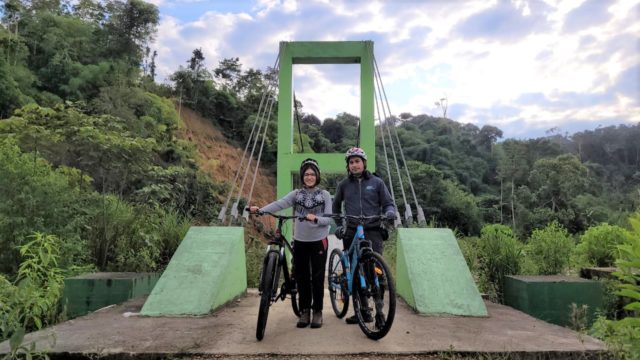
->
<box><xmin>526</xmin><ymin>221</ymin><xmax>574</xmax><ymax>275</ymax></box>
<box><xmin>574</xmin><ymin>224</ymin><xmax>632</xmax><ymax>268</ymax></box>
<box><xmin>383</xmin><ymin>229</ymin><xmax>398</xmax><ymax>278</ymax></box>
<box><xmin>477</xmin><ymin>224</ymin><xmax>523</xmax><ymax>303</ymax></box>
<box><xmin>86</xmin><ymin>195</ymin><xmax>190</xmax><ymax>272</ymax></box>
<box><xmin>1</xmin><ymin>233</ymin><xmax>64</xmax><ymax>348</ymax></box>
<box><xmin>245</xmin><ymin>235</ymin><xmax>265</xmax><ymax>288</ymax></box>
<box><xmin>589</xmin><ymin>213</ymin><xmax>640</xmax><ymax>358</ymax></box>
<box><xmin>0</xmin><ymin>137</ymin><xmax>91</xmax><ymax>276</ymax></box>
<box><xmin>458</xmin><ymin>236</ymin><xmax>480</xmax><ymax>275</ymax></box>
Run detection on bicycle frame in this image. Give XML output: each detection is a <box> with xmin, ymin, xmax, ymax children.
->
<box><xmin>328</xmin><ymin>213</ymin><xmax>387</xmax><ymax>296</ymax></box>
<box><xmin>342</xmin><ymin>224</ymin><xmax>371</xmax><ymax>295</ymax></box>
<box><xmin>263</xmin><ymin>217</ymin><xmax>295</xmax><ymax>302</ymax></box>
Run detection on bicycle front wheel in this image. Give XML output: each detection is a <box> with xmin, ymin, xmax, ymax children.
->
<box><xmin>289</xmin><ymin>278</ymin><xmax>300</xmax><ymax>317</ymax></box>
<box><xmin>256</xmin><ymin>251</ymin><xmax>278</xmax><ymax>341</ymax></box>
<box><xmin>328</xmin><ymin>248</ymin><xmax>349</xmax><ymax>318</ymax></box>
<box><xmin>354</xmin><ymin>252</ymin><xmax>396</xmax><ymax>340</ymax></box>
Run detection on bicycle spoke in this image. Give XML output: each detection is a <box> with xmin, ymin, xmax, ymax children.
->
<box><xmin>353</xmin><ymin>252</ymin><xmax>396</xmax><ymax>340</ymax></box>
<box><xmin>328</xmin><ymin>248</ymin><xmax>349</xmax><ymax>318</ymax></box>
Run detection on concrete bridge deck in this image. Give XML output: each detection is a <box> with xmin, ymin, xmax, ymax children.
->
<box><xmin>0</xmin><ymin>289</ymin><xmax>606</xmax><ymax>359</ymax></box>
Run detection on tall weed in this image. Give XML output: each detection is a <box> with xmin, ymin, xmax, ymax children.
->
<box><xmin>86</xmin><ymin>195</ymin><xmax>190</xmax><ymax>272</ymax></box>
<box><xmin>476</xmin><ymin>224</ymin><xmax>523</xmax><ymax>303</ymax></box>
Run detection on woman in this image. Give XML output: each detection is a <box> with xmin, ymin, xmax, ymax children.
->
<box><xmin>249</xmin><ymin>158</ymin><xmax>332</xmax><ymax>329</ymax></box>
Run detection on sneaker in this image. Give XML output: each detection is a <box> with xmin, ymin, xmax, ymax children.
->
<box><xmin>345</xmin><ymin>314</ymin><xmax>359</xmax><ymax>324</ymax></box>
<box><xmin>297</xmin><ymin>309</ymin><xmax>310</xmax><ymax>328</ymax></box>
<box><xmin>345</xmin><ymin>311</ymin><xmax>373</xmax><ymax>324</ymax></box>
<box><xmin>310</xmin><ymin>310</ymin><xmax>323</xmax><ymax>328</ymax></box>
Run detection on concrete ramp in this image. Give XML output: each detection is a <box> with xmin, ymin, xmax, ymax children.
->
<box><xmin>396</xmin><ymin>228</ymin><xmax>487</xmax><ymax>316</ymax></box>
<box><xmin>141</xmin><ymin>226</ymin><xmax>246</xmax><ymax>316</ymax></box>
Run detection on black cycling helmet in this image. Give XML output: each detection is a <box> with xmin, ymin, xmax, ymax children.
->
<box><xmin>300</xmin><ymin>158</ymin><xmax>320</xmax><ymax>187</ymax></box>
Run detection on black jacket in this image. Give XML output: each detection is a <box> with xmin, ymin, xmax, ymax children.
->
<box><xmin>332</xmin><ymin>171</ymin><xmax>396</xmax><ymax>228</ymax></box>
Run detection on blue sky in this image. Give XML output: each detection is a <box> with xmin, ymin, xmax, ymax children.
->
<box><xmin>149</xmin><ymin>0</ymin><xmax>640</xmax><ymax>139</ymax></box>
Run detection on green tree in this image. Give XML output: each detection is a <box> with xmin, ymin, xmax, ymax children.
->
<box><xmin>529</xmin><ymin>154</ymin><xmax>590</xmax><ymax>213</ymax></box>
<box><xmin>103</xmin><ymin>0</ymin><xmax>159</xmax><ymax>64</ymax></box>
<box><xmin>496</xmin><ymin>140</ymin><xmax>528</xmax><ymax>230</ymax></box>
<box><xmin>1</xmin><ymin>104</ymin><xmax>156</xmax><ymax>196</ymax></box>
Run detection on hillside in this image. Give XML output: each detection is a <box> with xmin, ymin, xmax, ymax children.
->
<box><xmin>175</xmin><ymin>105</ymin><xmax>277</xmax><ymax>214</ymax></box>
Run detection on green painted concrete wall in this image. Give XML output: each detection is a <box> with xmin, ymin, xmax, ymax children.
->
<box><xmin>140</xmin><ymin>226</ymin><xmax>246</xmax><ymax>316</ymax></box>
<box><xmin>62</xmin><ymin>272</ymin><xmax>159</xmax><ymax>318</ymax></box>
<box><xmin>396</xmin><ymin>228</ymin><xmax>487</xmax><ymax>316</ymax></box>
<box><xmin>504</xmin><ymin>275</ymin><xmax>604</xmax><ymax>327</ymax></box>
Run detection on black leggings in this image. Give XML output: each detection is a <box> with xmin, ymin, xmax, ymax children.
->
<box><xmin>293</xmin><ymin>238</ymin><xmax>328</xmax><ymax>312</ymax></box>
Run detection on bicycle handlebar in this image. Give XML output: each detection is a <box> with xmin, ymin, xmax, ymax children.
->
<box><xmin>245</xmin><ymin>208</ymin><xmax>307</xmax><ymax>221</ymax></box>
<box><xmin>322</xmin><ymin>213</ymin><xmax>392</xmax><ymax>223</ymax></box>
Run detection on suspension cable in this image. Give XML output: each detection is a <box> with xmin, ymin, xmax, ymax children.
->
<box><xmin>374</xmin><ymin>62</ymin><xmax>410</xmax><ymax>225</ymax></box>
<box><xmin>228</xmin><ymin>62</ymin><xmax>280</xmax><ymax>224</ymax></box>
<box><xmin>217</xmin><ymin>55</ymin><xmax>280</xmax><ymax>222</ymax></box>
<box><xmin>374</xmin><ymin>88</ymin><xmax>401</xmax><ymax>227</ymax></box>
<box><xmin>243</xmin><ymin>91</ymin><xmax>277</xmax><ymax>220</ymax></box>
<box><xmin>373</xmin><ymin>56</ymin><xmax>426</xmax><ymax>224</ymax></box>
<box><xmin>294</xmin><ymin>92</ymin><xmax>305</xmax><ymax>153</ymax></box>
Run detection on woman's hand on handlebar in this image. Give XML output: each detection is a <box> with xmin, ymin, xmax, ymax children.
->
<box><xmin>304</xmin><ymin>213</ymin><xmax>318</xmax><ymax>223</ymax></box>
<box><xmin>247</xmin><ymin>206</ymin><xmax>262</xmax><ymax>214</ymax></box>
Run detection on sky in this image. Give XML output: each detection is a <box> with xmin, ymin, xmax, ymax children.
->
<box><xmin>149</xmin><ymin>0</ymin><xmax>640</xmax><ymax>139</ymax></box>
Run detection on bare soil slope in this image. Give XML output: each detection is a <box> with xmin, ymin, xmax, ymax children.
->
<box><xmin>175</xmin><ymin>106</ymin><xmax>276</xmax><ymax>211</ymax></box>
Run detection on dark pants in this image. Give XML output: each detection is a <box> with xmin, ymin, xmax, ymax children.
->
<box><xmin>342</xmin><ymin>227</ymin><xmax>384</xmax><ymax>317</ymax></box>
<box><xmin>293</xmin><ymin>238</ymin><xmax>328</xmax><ymax>312</ymax></box>
<box><xmin>342</xmin><ymin>227</ymin><xmax>384</xmax><ymax>255</ymax></box>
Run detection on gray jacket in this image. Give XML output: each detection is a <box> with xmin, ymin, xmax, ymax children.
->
<box><xmin>332</xmin><ymin>171</ymin><xmax>396</xmax><ymax>228</ymax></box>
<box><xmin>260</xmin><ymin>188</ymin><xmax>332</xmax><ymax>242</ymax></box>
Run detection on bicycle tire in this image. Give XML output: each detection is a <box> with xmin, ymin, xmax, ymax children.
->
<box><xmin>256</xmin><ymin>251</ymin><xmax>278</xmax><ymax>341</ymax></box>
<box><xmin>328</xmin><ymin>248</ymin><xmax>349</xmax><ymax>318</ymax></box>
<box><xmin>354</xmin><ymin>252</ymin><xmax>396</xmax><ymax>340</ymax></box>
<box><xmin>289</xmin><ymin>278</ymin><xmax>300</xmax><ymax>317</ymax></box>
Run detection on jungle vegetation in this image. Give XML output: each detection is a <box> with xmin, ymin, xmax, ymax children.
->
<box><xmin>0</xmin><ymin>1</ymin><xmax>637</xmax><ymax>356</ymax></box>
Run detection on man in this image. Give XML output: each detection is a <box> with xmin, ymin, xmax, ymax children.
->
<box><xmin>332</xmin><ymin>146</ymin><xmax>396</xmax><ymax>324</ymax></box>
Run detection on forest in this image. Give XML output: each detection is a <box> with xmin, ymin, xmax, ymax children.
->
<box><xmin>0</xmin><ymin>0</ymin><xmax>638</xmax><ymax>357</ymax></box>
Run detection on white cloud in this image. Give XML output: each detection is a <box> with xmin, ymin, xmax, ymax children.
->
<box><xmin>152</xmin><ymin>0</ymin><xmax>640</xmax><ymax>138</ymax></box>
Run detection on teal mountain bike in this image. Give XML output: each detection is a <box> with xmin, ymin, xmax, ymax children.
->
<box><xmin>326</xmin><ymin>214</ymin><xmax>396</xmax><ymax>340</ymax></box>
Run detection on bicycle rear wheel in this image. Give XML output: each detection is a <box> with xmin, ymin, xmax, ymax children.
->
<box><xmin>256</xmin><ymin>251</ymin><xmax>278</xmax><ymax>341</ymax></box>
<box><xmin>354</xmin><ymin>252</ymin><xmax>396</xmax><ymax>340</ymax></box>
<box><xmin>328</xmin><ymin>248</ymin><xmax>349</xmax><ymax>318</ymax></box>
